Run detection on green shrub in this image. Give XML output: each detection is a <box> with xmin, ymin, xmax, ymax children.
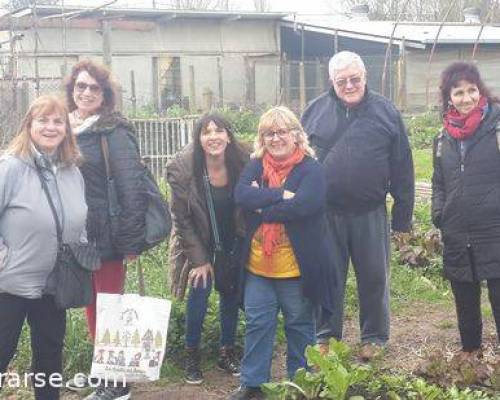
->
<box><xmin>405</xmin><ymin>112</ymin><xmax>441</xmax><ymax>150</ymax></box>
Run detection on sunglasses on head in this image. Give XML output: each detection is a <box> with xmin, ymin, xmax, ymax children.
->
<box><xmin>334</xmin><ymin>76</ymin><xmax>363</xmax><ymax>88</ymax></box>
<box><xmin>75</xmin><ymin>81</ymin><xmax>102</xmax><ymax>94</ymax></box>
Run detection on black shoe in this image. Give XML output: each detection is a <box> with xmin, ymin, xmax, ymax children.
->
<box><xmin>83</xmin><ymin>383</ymin><xmax>130</xmax><ymax>400</ymax></box>
<box><xmin>185</xmin><ymin>347</ymin><xmax>203</xmax><ymax>385</ymax></box>
<box><xmin>217</xmin><ymin>346</ymin><xmax>241</xmax><ymax>376</ymax></box>
<box><xmin>228</xmin><ymin>386</ymin><xmax>264</xmax><ymax>400</ymax></box>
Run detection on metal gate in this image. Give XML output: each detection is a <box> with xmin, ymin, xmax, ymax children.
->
<box><xmin>132</xmin><ymin>116</ymin><xmax>197</xmax><ymax>181</ymax></box>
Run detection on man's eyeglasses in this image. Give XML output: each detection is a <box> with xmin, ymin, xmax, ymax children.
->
<box><xmin>334</xmin><ymin>76</ymin><xmax>363</xmax><ymax>88</ymax></box>
<box><xmin>75</xmin><ymin>81</ymin><xmax>102</xmax><ymax>94</ymax></box>
<box><xmin>263</xmin><ymin>129</ymin><xmax>291</xmax><ymax>141</ymax></box>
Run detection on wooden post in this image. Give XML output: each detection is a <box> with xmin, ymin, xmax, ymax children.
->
<box><xmin>102</xmin><ymin>19</ymin><xmax>112</xmax><ymax>67</ymax></box>
<box><xmin>202</xmin><ymin>87</ymin><xmax>213</xmax><ymax>112</ymax></box>
<box><xmin>217</xmin><ymin>57</ymin><xmax>224</xmax><ymax>107</ymax></box>
<box><xmin>334</xmin><ymin>30</ymin><xmax>339</xmax><ymax>54</ymax></box>
<box><xmin>244</xmin><ymin>57</ymin><xmax>255</xmax><ymax>108</ymax></box>
<box><xmin>299</xmin><ymin>61</ymin><xmax>306</xmax><ymax>112</ymax></box>
<box><xmin>189</xmin><ymin>65</ymin><xmax>196</xmax><ymax>112</ymax></box>
<box><xmin>130</xmin><ymin>70</ymin><xmax>137</xmax><ymax>117</ymax></box>
<box><xmin>152</xmin><ymin>57</ymin><xmax>159</xmax><ymax>114</ymax></box>
<box><xmin>398</xmin><ymin>37</ymin><xmax>407</xmax><ymax>111</ymax></box>
<box><xmin>315</xmin><ymin>58</ymin><xmax>323</xmax><ymax>96</ymax></box>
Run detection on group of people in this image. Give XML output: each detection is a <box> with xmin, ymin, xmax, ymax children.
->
<box><xmin>0</xmin><ymin>49</ymin><xmax>499</xmax><ymax>400</ymax></box>
<box><xmin>0</xmin><ymin>60</ymin><xmax>145</xmax><ymax>400</ymax></box>
<box><xmin>168</xmin><ymin>51</ymin><xmax>500</xmax><ymax>400</ymax></box>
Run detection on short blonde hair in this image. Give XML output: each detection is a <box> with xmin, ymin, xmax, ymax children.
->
<box><xmin>252</xmin><ymin>106</ymin><xmax>315</xmax><ymax>159</ymax></box>
<box><xmin>6</xmin><ymin>95</ymin><xmax>81</xmax><ymax>166</ymax></box>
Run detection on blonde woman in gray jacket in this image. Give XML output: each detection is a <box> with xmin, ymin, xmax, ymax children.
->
<box><xmin>0</xmin><ymin>95</ymin><xmax>87</xmax><ymax>400</ymax></box>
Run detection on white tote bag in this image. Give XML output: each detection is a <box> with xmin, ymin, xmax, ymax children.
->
<box><xmin>90</xmin><ymin>293</ymin><xmax>172</xmax><ymax>382</ymax></box>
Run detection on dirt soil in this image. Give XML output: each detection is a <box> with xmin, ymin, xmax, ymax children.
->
<box><xmin>55</xmin><ymin>301</ymin><xmax>497</xmax><ymax>400</ymax></box>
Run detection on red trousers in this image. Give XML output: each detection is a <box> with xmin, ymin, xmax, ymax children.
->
<box><xmin>85</xmin><ymin>259</ymin><xmax>126</xmax><ymax>340</ymax></box>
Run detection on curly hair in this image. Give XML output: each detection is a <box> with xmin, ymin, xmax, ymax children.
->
<box><xmin>439</xmin><ymin>62</ymin><xmax>499</xmax><ymax>112</ymax></box>
<box><xmin>64</xmin><ymin>59</ymin><xmax>118</xmax><ymax>114</ymax></box>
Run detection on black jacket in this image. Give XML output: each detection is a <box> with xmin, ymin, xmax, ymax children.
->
<box><xmin>432</xmin><ymin>104</ymin><xmax>500</xmax><ymax>282</ymax></box>
<box><xmin>301</xmin><ymin>88</ymin><xmax>414</xmax><ymax>232</ymax></box>
<box><xmin>77</xmin><ymin>112</ymin><xmax>148</xmax><ymax>261</ymax></box>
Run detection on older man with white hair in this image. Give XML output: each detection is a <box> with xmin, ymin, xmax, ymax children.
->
<box><xmin>301</xmin><ymin>51</ymin><xmax>414</xmax><ymax>360</ymax></box>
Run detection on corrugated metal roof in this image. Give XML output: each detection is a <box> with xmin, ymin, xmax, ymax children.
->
<box><xmin>285</xmin><ymin>16</ymin><xmax>500</xmax><ymax>46</ymax></box>
<box><xmin>6</xmin><ymin>5</ymin><xmax>289</xmax><ymax>20</ymax></box>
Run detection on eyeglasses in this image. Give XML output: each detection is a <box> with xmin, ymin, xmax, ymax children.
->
<box><xmin>75</xmin><ymin>81</ymin><xmax>102</xmax><ymax>94</ymax></box>
<box><xmin>263</xmin><ymin>129</ymin><xmax>291</xmax><ymax>141</ymax></box>
<box><xmin>334</xmin><ymin>76</ymin><xmax>363</xmax><ymax>88</ymax></box>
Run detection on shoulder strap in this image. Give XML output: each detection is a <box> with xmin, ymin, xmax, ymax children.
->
<box><xmin>202</xmin><ymin>168</ymin><xmax>223</xmax><ymax>252</ymax></box>
<box><xmin>100</xmin><ymin>134</ymin><xmax>112</xmax><ymax>179</ymax></box>
<box><xmin>35</xmin><ymin>166</ymin><xmax>63</xmax><ymax>246</ymax></box>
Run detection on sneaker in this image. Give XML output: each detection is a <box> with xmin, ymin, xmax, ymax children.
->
<box><xmin>83</xmin><ymin>383</ymin><xmax>130</xmax><ymax>400</ymax></box>
<box><xmin>359</xmin><ymin>342</ymin><xmax>385</xmax><ymax>362</ymax></box>
<box><xmin>217</xmin><ymin>346</ymin><xmax>240</xmax><ymax>376</ymax></box>
<box><xmin>185</xmin><ymin>347</ymin><xmax>203</xmax><ymax>385</ymax></box>
<box><xmin>66</xmin><ymin>374</ymin><xmax>100</xmax><ymax>392</ymax></box>
<box><xmin>228</xmin><ymin>386</ymin><xmax>264</xmax><ymax>400</ymax></box>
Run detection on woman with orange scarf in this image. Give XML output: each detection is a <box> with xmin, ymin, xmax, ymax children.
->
<box><xmin>229</xmin><ymin>107</ymin><xmax>337</xmax><ymax>400</ymax></box>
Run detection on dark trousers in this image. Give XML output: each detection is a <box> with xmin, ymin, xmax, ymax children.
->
<box><xmin>0</xmin><ymin>293</ymin><xmax>66</xmax><ymax>400</ymax></box>
<box><xmin>317</xmin><ymin>205</ymin><xmax>390</xmax><ymax>345</ymax></box>
<box><xmin>450</xmin><ymin>279</ymin><xmax>500</xmax><ymax>351</ymax></box>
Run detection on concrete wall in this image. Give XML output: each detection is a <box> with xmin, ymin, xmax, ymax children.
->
<box><xmin>404</xmin><ymin>46</ymin><xmax>500</xmax><ymax>112</ymax></box>
<box><xmin>4</xmin><ymin>17</ymin><xmax>281</xmax><ymax>111</ymax></box>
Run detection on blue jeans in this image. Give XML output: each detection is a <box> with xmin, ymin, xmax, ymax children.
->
<box><xmin>185</xmin><ymin>277</ymin><xmax>240</xmax><ymax>348</ymax></box>
<box><xmin>240</xmin><ymin>273</ymin><xmax>315</xmax><ymax>387</ymax></box>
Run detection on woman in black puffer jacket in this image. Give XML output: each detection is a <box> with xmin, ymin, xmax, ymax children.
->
<box><xmin>432</xmin><ymin>62</ymin><xmax>500</xmax><ymax>359</ymax></box>
<box><xmin>65</xmin><ymin>59</ymin><xmax>147</xmax><ymax>399</ymax></box>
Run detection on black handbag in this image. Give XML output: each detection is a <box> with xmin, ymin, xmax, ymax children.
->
<box><xmin>100</xmin><ymin>134</ymin><xmax>172</xmax><ymax>253</ymax></box>
<box><xmin>36</xmin><ymin>167</ymin><xmax>100</xmax><ymax>310</ymax></box>
<box><xmin>203</xmin><ymin>172</ymin><xmax>240</xmax><ymax>295</ymax></box>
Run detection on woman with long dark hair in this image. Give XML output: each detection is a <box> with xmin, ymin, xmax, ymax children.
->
<box><xmin>432</xmin><ymin>62</ymin><xmax>500</xmax><ymax>360</ymax></box>
<box><xmin>167</xmin><ymin>113</ymin><xmax>249</xmax><ymax>384</ymax></box>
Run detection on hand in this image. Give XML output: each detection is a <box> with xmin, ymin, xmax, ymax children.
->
<box><xmin>283</xmin><ymin>190</ymin><xmax>295</xmax><ymax>200</ymax></box>
<box><xmin>251</xmin><ymin>181</ymin><xmax>259</xmax><ymax>188</ymax></box>
<box><xmin>188</xmin><ymin>263</ymin><xmax>214</xmax><ymax>289</ymax></box>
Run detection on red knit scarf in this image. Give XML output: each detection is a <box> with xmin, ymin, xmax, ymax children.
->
<box><xmin>260</xmin><ymin>147</ymin><xmax>305</xmax><ymax>258</ymax></box>
<box><xmin>443</xmin><ymin>96</ymin><xmax>487</xmax><ymax>140</ymax></box>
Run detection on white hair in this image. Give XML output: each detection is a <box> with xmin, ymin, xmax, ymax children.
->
<box><xmin>328</xmin><ymin>51</ymin><xmax>366</xmax><ymax>79</ymax></box>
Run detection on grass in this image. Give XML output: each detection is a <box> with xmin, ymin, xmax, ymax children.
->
<box><xmin>414</xmin><ymin>147</ymin><xmax>433</xmax><ymax>182</ymax></box>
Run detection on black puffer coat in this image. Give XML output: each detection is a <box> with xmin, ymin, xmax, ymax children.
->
<box><xmin>76</xmin><ymin>112</ymin><xmax>148</xmax><ymax>261</ymax></box>
<box><xmin>432</xmin><ymin>104</ymin><xmax>500</xmax><ymax>282</ymax></box>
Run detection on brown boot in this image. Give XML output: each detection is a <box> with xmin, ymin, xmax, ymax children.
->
<box><xmin>359</xmin><ymin>343</ymin><xmax>385</xmax><ymax>362</ymax></box>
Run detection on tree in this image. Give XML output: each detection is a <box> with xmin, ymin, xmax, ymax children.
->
<box><xmin>6</xmin><ymin>0</ymin><xmax>58</xmax><ymax>10</ymax></box>
<box><xmin>253</xmin><ymin>0</ymin><xmax>270</xmax><ymax>12</ymax></box>
<box><xmin>333</xmin><ymin>0</ymin><xmax>499</xmax><ymax>22</ymax></box>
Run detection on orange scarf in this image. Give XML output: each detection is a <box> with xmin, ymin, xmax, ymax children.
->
<box><xmin>260</xmin><ymin>147</ymin><xmax>305</xmax><ymax>257</ymax></box>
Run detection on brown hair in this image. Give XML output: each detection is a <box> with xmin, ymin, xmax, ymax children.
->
<box><xmin>64</xmin><ymin>59</ymin><xmax>117</xmax><ymax>114</ymax></box>
<box><xmin>439</xmin><ymin>62</ymin><xmax>499</xmax><ymax>112</ymax></box>
<box><xmin>6</xmin><ymin>95</ymin><xmax>81</xmax><ymax>166</ymax></box>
